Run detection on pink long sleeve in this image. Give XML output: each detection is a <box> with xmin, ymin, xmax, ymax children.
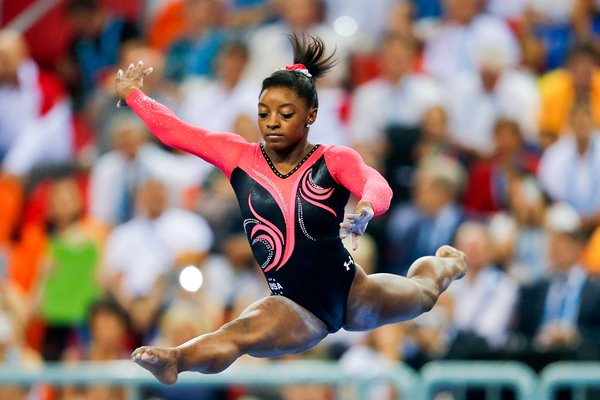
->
<box><xmin>324</xmin><ymin>145</ymin><xmax>393</xmax><ymax>216</ymax></box>
<box><xmin>126</xmin><ymin>89</ymin><xmax>248</xmax><ymax>179</ymax></box>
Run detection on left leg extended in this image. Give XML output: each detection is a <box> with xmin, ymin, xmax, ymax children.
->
<box><xmin>131</xmin><ymin>296</ymin><xmax>328</xmax><ymax>384</ymax></box>
<box><xmin>344</xmin><ymin>245</ymin><xmax>466</xmax><ymax>331</ymax></box>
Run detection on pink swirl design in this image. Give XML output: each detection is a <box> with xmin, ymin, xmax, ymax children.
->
<box><xmin>244</xmin><ymin>194</ymin><xmax>285</xmax><ymax>272</ymax></box>
<box><xmin>299</xmin><ymin>168</ymin><xmax>336</xmax><ymax>216</ymax></box>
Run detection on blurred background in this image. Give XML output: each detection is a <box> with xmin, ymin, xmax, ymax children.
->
<box><xmin>1</xmin><ymin>0</ymin><xmax>600</xmax><ymax>399</ymax></box>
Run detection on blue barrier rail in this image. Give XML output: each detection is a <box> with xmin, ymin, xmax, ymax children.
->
<box><xmin>539</xmin><ymin>362</ymin><xmax>600</xmax><ymax>400</ymax></box>
<box><xmin>420</xmin><ymin>361</ymin><xmax>538</xmax><ymax>400</ymax></box>
<box><xmin>3</xmin><ymin>360</ymin><xmax>600</xmax><ymax>399</ymax></box>
<box><xmin>0</xmin><ymin>360</ymin><xmax>420</xmax><ymax>400</ymax></box>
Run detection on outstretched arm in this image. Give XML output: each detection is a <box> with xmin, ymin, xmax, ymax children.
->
<box><xmin>324</xmin><ymin>145</ymin><xmax>393</xmax><ymax>249</ymax></box>
<box><xmin>116</xmin><ymin>61</ymin><xmax>248</xmax><ymax>178</ymax></box>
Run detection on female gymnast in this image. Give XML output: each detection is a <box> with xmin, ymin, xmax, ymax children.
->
<box><xmin>115</xmin><ymin>34</ymin><xmax>467</xmax><ymax>384</ymax></box>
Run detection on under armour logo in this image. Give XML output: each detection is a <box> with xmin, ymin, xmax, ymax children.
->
<box><xmin>343</xmin><ymin>256</ymin><xmax>354</xmax><ymax>271</ymax></box>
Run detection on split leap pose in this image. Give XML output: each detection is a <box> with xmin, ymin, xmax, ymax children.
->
<box><xmin>115</xmin><ymin>34</ymin><xmax>467</xmax><ymax>384</ymax></box>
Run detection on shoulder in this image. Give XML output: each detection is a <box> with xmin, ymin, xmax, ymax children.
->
<box><xmin>323</xmin><ymin>144</ymin><xmax>363</xmax><ymax>163</ymax></box>
<box><xmin>353</xmin><ymin>78</ymin><xmax>386</xmax><ymax>97</ymax></box>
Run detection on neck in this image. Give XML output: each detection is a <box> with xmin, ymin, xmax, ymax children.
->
<box><xmin>576</xmin><ymin>137</ymin><xmax>590</xmax><ymax>155</ymax></box>
<box><xmin>264</xmin><ymin>139</ymin><xmax>311</xmax><ymax>165</ymax></box>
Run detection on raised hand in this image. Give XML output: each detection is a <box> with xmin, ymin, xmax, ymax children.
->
<box><xmin>115</xmin><ymin>60</ymin><xmax>154</xmax><ymax>107</ymax></box>
<box><xmin>340</xmin><ymin>201</ymin><xmax>375</xmax><ymax>251</ymax></box>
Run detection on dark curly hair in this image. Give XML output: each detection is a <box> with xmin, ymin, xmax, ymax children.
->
<box><xmin>260</xmin><ymin>33</ymin><xmax>337</xmax><ymax>109</ymax></box>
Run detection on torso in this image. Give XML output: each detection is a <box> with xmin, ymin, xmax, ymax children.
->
<box><xmin>229</xmin><ymin>143</ymin><xmax>356</xmax><ymax>332</ymax></box>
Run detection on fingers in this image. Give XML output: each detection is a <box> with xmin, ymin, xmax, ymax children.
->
<box><xmin>352</xmin><ymin>232</ymin><xmax>360</xmax><ymax>251</ymax></box>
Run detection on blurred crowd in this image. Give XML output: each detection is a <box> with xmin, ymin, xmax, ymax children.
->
<box><xmin>2</xmin><ymin>0</ymin><xmax>600</xmax><ymax>399</ymax></box>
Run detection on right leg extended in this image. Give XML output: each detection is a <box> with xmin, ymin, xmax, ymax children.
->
<box><xmin>131</xmin><ymin>296</ymin><xmax>328</xmax><ymax>384</ymax></box>
<box><xmin>344</xmin><ymin>245</ymin><xmax>467</xmax><ymax>331</ymax></box>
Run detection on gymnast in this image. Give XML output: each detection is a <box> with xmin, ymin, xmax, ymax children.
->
<box><xmin>115</xmin><ymin>33</ymin><xmax>467</xmax><ymax>384</ymax></box>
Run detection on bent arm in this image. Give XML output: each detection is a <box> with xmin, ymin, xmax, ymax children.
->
<box><xmin>126</xmin><ymin>89</ymin><xmax>248</xmax><ymax>179</ymax></box>
<box><xmin>324</xmin><ymin>145</ymin><xmax>393</xmax><ymax>216</ymax></box>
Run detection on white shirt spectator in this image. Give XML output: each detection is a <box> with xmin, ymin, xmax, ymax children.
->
<box><xmin>178</xmin><ymin>77</ymin><xmax>258</xmax><ymax>132</ymax></box>
<box><xmin>310</xmin><ymin>86</ymin><xmax>350</xmax><ymax>146</ymax></box>
<box><xmin>242</xmin><ymin>21</ymin><xmax>350</xmax><ymax>87</ymax></box>
<box><xmin>539</xmin><ymin>133</ymin><xmax>600</xmax><ymax>217</ymax></box>
<box><xmin>449</xmin><ymin>267</ymin><xmax>518</xmax><ymax>348</ymax></box>
<box><xmin>447</xmin><ymin>69</ymin><xmax>540</xmax><ymax>154</ymax></box>
<box><xmin>104</xmin><ymin>208</ymin><xmax>213</xmax><ymax>297</ymax></box>
<box><xmin>423</xmin><ymin>14</ymin><xmax>519</xmax><ymax>86</ymax></box>
<box><xmin>349</xmin><ymin>75</ymin><xmax>444</xmax><ymax>144</ymax></box>
<box><xmin>0</xmin><ymin>60</ymin><xmax>72</xmax><ymax>176</ymax></box>
<box><xmin>90</xmin><ymin>144</ymin><xmax>213</xmax><ymax>225</ymax></box>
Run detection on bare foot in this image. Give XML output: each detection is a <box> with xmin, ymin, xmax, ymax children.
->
<box><xmin>435</xmin><ymin>245</ymin><xmax>467</xmax><ymax>279</ymax></box>
<box><xmin>131</xmin><ymin>346</ymin><xmax>179</xmax><ymax>385</ymax></box>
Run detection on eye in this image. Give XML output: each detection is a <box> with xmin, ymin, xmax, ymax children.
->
<box><xmin>280</xmin><ymin>113</ymin><xmax>293</xmax><ymax>119</ymax></box>
<box><xmin>258</xmin><ymin>112</ymin><xmax>268</xmax><ymax>118</ymax></box>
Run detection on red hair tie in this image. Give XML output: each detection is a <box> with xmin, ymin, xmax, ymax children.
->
<box><xmin>283</xmin><ymin>64</ymin><xmax>312</xmax><ymax>77</ymax></box>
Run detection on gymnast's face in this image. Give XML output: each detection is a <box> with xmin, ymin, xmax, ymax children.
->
<box><xmin>258</xmin><ymin>86</ymin><xmax>317</xmax><ymax>152</ymax></box>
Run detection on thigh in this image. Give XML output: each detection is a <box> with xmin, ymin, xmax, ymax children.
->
<box><xmin>221</xmin><ymin>295</ymin><xmax>329</xmax><ymax>358</ymax></box>
<box><xmin>344</xmin><ymin>265</ymin><xmax>424</xmax><ymax>331</ymax></box>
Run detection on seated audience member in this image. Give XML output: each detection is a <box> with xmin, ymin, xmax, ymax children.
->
<box><xmin>36</xmin><ymin>177</ymin><xmax>107</xmax><ymax>361</ymax></box>
<box><xmin>62</xmin><ymin>300</ymin><xmax>131</xmax><ymax>400</ymax></box>
<box><xmin>0</xmin><ymin>29</ymin><xmax>73</xmax><ymax>177</ymax></box>
<box><xmin>60</xmin><ymin>0</ymin><xmax>140</xmax><ymax>104</ymax></box>
<box><xmin>445</xmin><ymin>44</ymin><xmax>540</xmax><ymax>157</ymax></box>
<box><xmin>385</xmin><ymin>155</ymin><xmax>465</xmax><ymax>275</ymax></box>
<box><xmin>507</xmin><ymin>203</ymin><xmax>600</xmax><ymax>371</ymax></box>
<box><xmin>102</xmin><ymin>179</ymin><xmax>213</xmax><ymax>343</ymax></box>
<box><xmin>489</xmin><ymin>174</ymin><xmax>549</xmax><ymax>284</ymax></box>
<box><xmin>349</xmin><ymin>33</ymin><xmax>444</xmax><ymax>173</ymax></box>
<box><xmin>178</xmin><ymin>41</ymin><xmax>259</xmax><ymax>141</ymax></box>
<box><xmin>538</xmin><ymin>101</ymin><xmax>600</xmax><ymax>230</ymax></box>
<box><xmin>163</xmin><ymin>0</ymin><xmax>226</xmax><ymax>83</ymax></box>
<box><xmin>0</xmin><ymin>280</ymin><xmax>44</xmax><ymax>400</ymax></box>
<box><xmin>538</xmin><ymin>43</ymin><xmax>600</xmax><ymax>145</ymax></box>
<box><xmin>444</xmin><ymin>221</ymin><xmax>518</xmax><ymax>357</ymax></box>
<box><xmin>462</xmin><ymin>118</ymin><xmax>540</xmax><ymax>216</ymax></box>
<box><xmin>414</xmin><ymin>106</ymin><xmax>463</xmax><ymax>165</ymax></box>
<box><xmin>422</xmin><ymin>0</ymin><xmax>519</xmax><ymax>86</ymax></box>
<box><xmin>148</xmin><ymin>302</ymin><xmax>224</xmax><ymax>400</ymax></box>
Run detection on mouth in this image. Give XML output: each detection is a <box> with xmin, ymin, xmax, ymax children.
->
<box><xmin>265</xmin><ymin>133</ymin><xmax>284</xmax><ymax>138</ymax></box>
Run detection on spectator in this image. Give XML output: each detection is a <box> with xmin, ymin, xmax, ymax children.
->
<box><xmin>489</xmin><ymin>173</ymin><xmax>549</xmax><ymax>284</ymax></box>
<box><xmin>349</xmin><ymin>33</ymin><xmax>444</xmax><ymax>178</ymax></box>
<box><xmin>414</xmin><ymin>106</ymin><xmax>463</xmax><ymax>164</ymax></box>
<box><xmin>178</xmin><ymin>40</ymin><xmax>260</xmax><ymax>141</ymax></box>
<box><xmin>422</xmin><ymin>0</ymin><xmax>520</xmax><ymax>86</ymax></box>
<box><xmin>102</xmin><ymin>179</ymin><xmax>213</xmax><ymax>342</ymax></box>
<box><xmin>0</xmin><ymin>29</ymin><xmax>73</xmax><ymax>177</ymax></box>
<box><xmin>0</xmin><ymin>280</ymin><xmax>44</xmax><ymax>400</ymax></box>
<box><xmin>60</xmin><ymin>0</ymin><xmax>140</xmax><ymax>104</ymax></box>
<box><xmin>243</xmin><ymin>0</ymin><xmax>350</xmax><ymax>86</ymax></box>
<box><xmin>89</xmin><ymin>114</ymin><xmax>152</xmax><ymax>226</ymax></box>
<box><xmin>62</xmin><ymin>300</ymin><xmax>131</xmax><ymax>400</ymax></box>
<box><xmin>385</xmin><ymin>155</ymin><xmax>465</xmax><ymax>275</ymax></box>
<box><xmin>508</xmin><ymin>202</ymin><xmax>600</xmax><ymax>371</ymax></box>
<box><xmin>88</xmin><ymin>43</ymin><xmax>178</xmax><ymax>155</ymax></box>
<box><xmin>36</xmin><ymin>177</ymin><xmax>107</xmax><ymax>361</ymax></box>
<box><xmin>538</xmin><ymin>101</ymin><xmax>600</xmax><ymax>229</ymax></box>
<box><xmin>538</xmin><ymin>42</ymin><xmax>600</xmax><ymax>145</ymax></box>
<box><xmin>445</xmin><ymin>42</ymin><xmax>541</xmax><ymax>156</ymax></box>
<box><xmin>462</xmin><ymin>118</ymin><xmax>540</xmax><ymax>216</ymax></box>
<box><xmin>163</xmin><ymin>0</ymin><xmax>227</xmax><ymax>83</ymax></box>
<box><xmin>445</xmin><ymin>221</ymin><xmax>518</xmax><ymax>356</ymax></box>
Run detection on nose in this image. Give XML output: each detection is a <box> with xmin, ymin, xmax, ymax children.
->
<box><xmin>266</xmin><ymin>114</ymin><xmax>280</xmax><ymax>130</ymax></box>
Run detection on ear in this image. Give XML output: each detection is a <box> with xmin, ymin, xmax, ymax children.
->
<box><xmin>306</xmin><ymin>108</ymin><xmax>318</xmax><ymax>126</ymax></box>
